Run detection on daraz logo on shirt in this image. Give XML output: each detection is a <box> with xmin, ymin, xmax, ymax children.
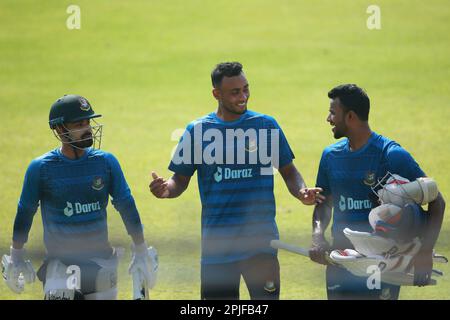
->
<box><xmin>213</xmin><ymin>166</ymin><xmax>253</xmax><ymax>183</ymax></box>
<box><xmin>63</xmin><ymin>201</ymin><xmax>101</xmax><ymax>217</ymax></box>
<box><xmin>338</xmin><ymin>195</ymin><xmax>372</xmax><ymax>212</ymax></box>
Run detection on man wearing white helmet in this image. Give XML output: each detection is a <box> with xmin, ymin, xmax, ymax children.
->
<box><xmin>309</xmin><ymin>84</ymin><xmax>446</xmax><ymax>299</ymax></box>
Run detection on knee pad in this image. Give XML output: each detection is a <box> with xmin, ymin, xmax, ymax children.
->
<box><xmin>90</xmin><ymin>251</ymin><xmax>119</xmax><ymax>293</ymax></box>
<box><xmin>44</xmin><ymin>259</ymin><xmax>83</xmax><ymax>300</ymax></box>
<box><xmin>84</xmin><ymin>287</ymin><xmax>118</xmax><ymax>300</ymax></box>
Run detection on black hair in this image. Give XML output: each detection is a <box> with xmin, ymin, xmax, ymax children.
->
<box><xmin>211</xmin><ymin>62</ymin><xmax>243</xmax><ymax>88</ymax></box>
<box><xmin>328</xmin><ymin>84</ymin><xmax>370</xmax><ymax>121</ymax></box>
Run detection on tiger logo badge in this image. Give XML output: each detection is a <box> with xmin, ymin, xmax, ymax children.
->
<box><xmin>92</xmin><ymin>177</ymin><xmax>104</xmax><ymax>191</ymax></box>
<box><xmin>364</xmin><ymin>172</ymin><xmax>376</xmax><ymax>186</ymax></box>
<box><xmin>79</xmin><ymin>97</ymin><xmax>91</xmax><ymax>111</ymax></box>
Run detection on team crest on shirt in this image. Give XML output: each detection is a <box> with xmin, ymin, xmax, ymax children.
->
<box><xmin>79</xmin><ymin>97</ymin><xmax>91</xmax><ymax>111</ymax></box>
<box><xmin>92</xmin><ymin>177</ymin><xmax>104</xmax><ymax>191</ymax></box>
<box><xmin>363</xmin><ymin>172</ymin><xmax>376</xmax><ymax>186</ymax></box>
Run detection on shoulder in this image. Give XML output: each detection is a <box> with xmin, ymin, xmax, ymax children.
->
<box><xmin>317</xmin><ymin>140</ymin><xmax>347</xmax><ymax>169</ymax></box>
<box><xmin>369</xmin><ymin>132</ymin><xmax>399</xmax><ymax>153</ymax></box>
<box><xmin>29</xmin><ymin>149</ymin><xmax>60</xmax><ymax>169</ymax></box>
<box><xmin>185</xmin><ymin>113</ymin><xmax>215</xmax><ymax>131</ymax></box>
<box><xmin>88</xmin><ymin>147</ymin><xmax>109</xmax><ymax>157</ymax></box>
<box><xmin>87</xmin><ymin>148</ymin><xmax>121</xmax><ymax>167</ymax></box>
<box><xmin>24</xmin><ymin>149</ymin><xmax>60</xmax><ymax>179</ymax></box>
<box><xmin>374</xmin><ymin>133</ymin><xmax>422</xmax><ymax>171</ymax></box>
<box><xmin>245</xmin><ymin>111</ymin><xmax>281</xmax><ymax>128</ymax></box>
<box><xmin>323</xmin><ymin>139</ymin><xmax>348</xmax><ymax>156</ymax></box>
<box><xmin>373</xmin><ymin>133</ymin><xmax>411</xmax><ymax>159</ymax></box>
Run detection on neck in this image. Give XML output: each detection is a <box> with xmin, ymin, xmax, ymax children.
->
<box><xmin>60</xmin><ymin>143</ymin><xmax>86</xmax><ymax>159</ymax></box>
<box><xmin>347</xmin><ymin>123</ymin><xmax>372</xmax><ymax>151</ymax></box>
<box><xmin>216</xmin><ymin>104</ymin><xmax>243</xmax><ymax>122</ymax></box>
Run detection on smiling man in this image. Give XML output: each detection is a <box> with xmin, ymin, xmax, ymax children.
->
<box><xmin>309</xmin><ymin>84</ymin><xmax>446</xmax><ymax>300</ymax></box>
<box><xmin>149</xmin><ymin>62</ymin><xmax>324</xmax><ymax>300</ymax></box>
<box><xmin>2</xmin><ymin>95</ymin><xmax>157</xmax><ymax>300</ymax></box>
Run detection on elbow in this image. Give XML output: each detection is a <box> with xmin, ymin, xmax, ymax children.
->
<box><xmin>437</xmin><ymin>192</ymin><xmax>446</xmax><ymax>210</ymax></box>
<box><xmin>430</xmin><ymin>192</ymin><xmax>446</xmax><ymax>216</ymax></box>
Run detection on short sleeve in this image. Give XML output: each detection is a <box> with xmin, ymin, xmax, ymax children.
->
<box><xmin>386</xmin><ymin>144</ymin><xmax>426</xmax><ymax>181</ymax></box>
<box><xmin>168</xmin><ymin>123</ymin><xmax>197</xmax><ymax>176</ymax></box>
<box><xmin>316</xmin><ymin>149</ymin><xmax>331</xmax><ymax>196</ymax></box>
<box><xmin>106</xmin><ymin>153</ymin><xmax>132</xmax><ymax>201</ymax></box>
<box><xmin>270</xmin><ymin>117</ymin><xmax>295</xmax><ymax>169</ymax></box>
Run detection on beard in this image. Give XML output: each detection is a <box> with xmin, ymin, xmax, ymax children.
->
<box><xmin>333</xmin><ymin>129</ymin><xmax>344</xmax><ymax>139</ymax></box>
<box><xmin>332</xmin><ymin>123</ymin><xmax>347</xmax><ymax>139</ymax></box>
<box><xmin>70</xmin><ymin>132</ymin><xmax>93</xmax><ymax>148</ymax></box>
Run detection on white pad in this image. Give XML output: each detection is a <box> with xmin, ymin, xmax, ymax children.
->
<box><xmin>343</xmin><ymin>228</ymin><xmax>422</xmax><ymax>257</ymax></box>
<box><xmin>44</xmin><ymin>259</ymin><xmax>75</xmax><ymax>299</ymax></box>
<box><xmin>84</xmin><ymin>287</ymin><xmax>118</xmax><ymax>300</ymax></box>
<box><xmin>44</xmin><ymin>252</ymin><xmax>120</xmax><ymax>300</ymax></box>
<box><xmin>329</xmin><ymin>249</ymin><xmax>444</xmax><ymax>286</ymax></box>
<box><xmin>378</xmin><ymin>176</ymin><xmax>438</xmax><ymax>206</ymax></box>
<box><xmin>90</xmin><ymin>251</ymin><xmax>119</xmax><ymax>293</ymax></box>
<box><xmin>414</xmin><ymin>178</ymin><xmax>439</xmax><ymax>205</ymax></box>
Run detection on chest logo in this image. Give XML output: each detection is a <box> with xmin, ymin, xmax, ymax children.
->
<box><xmin>363</xmin><ymin>172</ymin><xmax>376</xmax><ymax>186</ymax></box>
<box><xmin>92</xmin><ymin>177</ymin><xmax>105</xmax><ymax>191</ymax></box>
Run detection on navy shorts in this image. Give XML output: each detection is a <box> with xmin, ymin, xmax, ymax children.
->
<box><xmin>201</xmin><ymin>253</ymin><xmax>280</xmax><ymax>300</ymax></box>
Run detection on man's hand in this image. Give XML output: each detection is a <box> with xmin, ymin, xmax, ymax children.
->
<box><xmin>129</xmin><ymin>242</ymin><xmax>158</xmax><ymax>299</ymax></box>
<box><xmin>309</xmin><ymin>233</ymin><xmax>331</xmax><ymax>265</ymax></box>
<box><xmin>149</xmin><ymin>172</ymin><xmax>170</xmax><ymax>198</ymax></box>
<box><xmin>413</xmin><ymin>249</ymin><xmax>433</xmax><ymax>287</ymax></box>
<box><xmin>2</xmin><ymin>247</ymin><xmax>36</xmax><ymax>294</ymax></box>
<box><xmin>299</xmin><ymin>187</ymin><xmax>325</xmax><ymax>205</ymax></box>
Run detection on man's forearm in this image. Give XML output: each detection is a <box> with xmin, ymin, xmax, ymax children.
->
<box><xmin>312</xmin><ymin>197</ymin><xmax>332</xmax><ymax>235</ymax></box>
<box><xmin>130</xmin><ymin>232</ymin><xmax>145</xmax><ymax>246</ymax></box>
<box><xmin>166</xmin><ymin>174</ymin><xmax>190</xmax><ymax>198</ymax></box>
<box><xmin>12</xmin><ymin>241</ymin><xmax>25</xmax><ymax>250</ymax></box>
<box><xmin>421</xmin><ymin>193</ymin><xmax>446</xmax><ymax>252</ymax></box>
<box><xmin>279</xmin><ymin>163</ymin><xmax>307</xmax><ymax>199</ymax></box>
<box><xmin>286</xmin><ymin>171</ymin><xmax>307</xmax><ymax>199</ymax></box>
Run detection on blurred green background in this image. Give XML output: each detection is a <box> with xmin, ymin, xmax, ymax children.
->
<box><xmin>0</xmin><ymin>0</ymin><xmax>449</xmax><ymax>299</ymax></box>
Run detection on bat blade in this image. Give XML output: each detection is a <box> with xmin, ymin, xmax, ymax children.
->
<box><xmin>270</xmin><ymin>240</ymin><xmax>310</xmax><ymax>257</ymax></box>
<box><xmin>133</xmin><ymin>270</ymin><xmax>149</xmax><ymax>300</ymax></box>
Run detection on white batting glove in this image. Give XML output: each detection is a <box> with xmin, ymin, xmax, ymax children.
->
<box><xmin>2</xmin><ymin>247</ymin><xmax>36</xmax><ymax>294</ymax></box>
<box><xmin>129</xmin><ymin>242</ymin><xmax>158</xmax><ymax>294</ymax></box>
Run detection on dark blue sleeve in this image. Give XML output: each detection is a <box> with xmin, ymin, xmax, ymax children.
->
<box><xmin>270</xmin><ymin>118</ymin><xmax>295</xmax><ymax>169</ymax></box>
<box><xmin>106</xmin><ymin>153</ymin><xmax>143</xmax><ymax>235</ymax></box>
<box><xmin>386</xmin><ymin>144</ymin><xmax>426</xmax><ymax>181</ymax></box>
<box><xmin>168</xmin><ymin>123</ymin><xmax>197</xmax><ymax>176</ymax></box>
<box><xmin>13</xmin><ymin>159</ymin><xmax>41</xmax><ymax>243</ymax></box>
<box><xmin>316</xmin><ymin>149</ymin><xmax>331</xmax><ymax>196</ymax></box>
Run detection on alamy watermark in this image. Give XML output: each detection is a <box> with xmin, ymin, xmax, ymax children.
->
<box><xmin>171</xmin><ymin>124</ymin><xmax>280</xmax><ymax>176</ymax></box>
<box><xmin>367</xmin><ymin>5</ymin><xmax>381</xmax><ymax>30</ymax></box>
<box><xmin>66</xmin><ymin>5</ymin><xmax>81</xmax><ymax>30</ymax></box>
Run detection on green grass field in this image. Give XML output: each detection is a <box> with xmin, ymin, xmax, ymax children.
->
<box><xmin>1</xmin><ymin>0</ymin><xmax>449</xmax><ymax>299</ymax></box>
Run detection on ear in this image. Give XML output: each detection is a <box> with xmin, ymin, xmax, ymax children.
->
<box><xmin>212</xmin><ymin>88</ymin><xmax>220</xmax><ymax>100</ymax></box>
<box><xmin>346</xmin><ymin>110</ymin><xmax>356</xmax><ymax>122</ymax></box>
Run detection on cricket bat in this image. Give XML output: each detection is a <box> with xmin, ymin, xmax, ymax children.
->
<box><xmin>133</xmin><ymin>270</ymin><xmax>149</xmax><ymax>300</ymax></box>
<box><xmin>270</xmin><ymin>240</ymin><xmax>310</xmax><ymax>257</ymax></box>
